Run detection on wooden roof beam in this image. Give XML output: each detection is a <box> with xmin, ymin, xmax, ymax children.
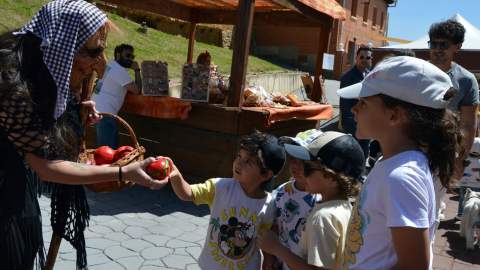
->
<box><xmin>193</xmin><ymin>9</ymin><xmax>329</xmax><ymax>27</ymax></box>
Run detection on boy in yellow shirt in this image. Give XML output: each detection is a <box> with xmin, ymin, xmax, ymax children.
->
<box><xmin>167</xmin><ymin>131</ymin><xmax>286</xmax><ymax>270</ymax></box>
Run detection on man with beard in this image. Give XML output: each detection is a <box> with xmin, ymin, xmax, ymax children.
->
<box><xmin>428</xmin><ymin>20</ymin><xmax>479</xmax><ymax>220</ymax></box>
<box><xmin>93</xmin><ymin>44</ymin><xmax>142</xmax><ymax>148</ymax></box>
<box><xmin>339</xmin><ymin>45</ymin><xmax>373</xmax><ymax>159</ymax></box>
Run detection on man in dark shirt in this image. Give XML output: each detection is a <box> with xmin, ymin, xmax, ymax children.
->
<box><xmin>339</xmin><ymin>45</ymin><xmax>372</xmax><ymax>158</ymax></box>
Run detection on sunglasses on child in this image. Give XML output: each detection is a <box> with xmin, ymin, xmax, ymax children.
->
<box><xmin>78</xmin><ymin>46</ymin><xmax>105</xmax><ymax>58</ymax></box>
<box><xmin>359</xmin><ymin>56</ymin><xmax>372</xmax><ymax>60</ymax></box>
<box><xmin>428</xmin><ymin>40</ymin><xmax>452</xmax><ymax>50</ymax></box>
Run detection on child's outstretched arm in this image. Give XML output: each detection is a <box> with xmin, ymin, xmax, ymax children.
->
<box><xmin>258</xmin><ymin>231</ymin><xmax>329</xmax><ymax>270</ymax></box>
<box><xmin>167</xmin><ymin>158</ymin><xmax>194</xmax><ymax>201</ymax></box>
<box><xmin>390</xmin><ymin>227</ymin><xmax>430</xmax><ymax>270</ymax></box>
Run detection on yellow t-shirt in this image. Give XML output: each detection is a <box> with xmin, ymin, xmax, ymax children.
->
<box><xmin>299</xmin><ymin>200</ymin><xmax>352</xmax><ymax>269</ymax></box>
<box><xmin>190</xmin><ymin>178</ymin><xmax>276</xmax><ymax>270</ymax></box>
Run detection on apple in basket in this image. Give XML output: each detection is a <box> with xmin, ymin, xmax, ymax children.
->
<box><xmin>113</xmin><ymin>146</ymin><xmax>134</xmax><ymax>162</ymax></box>
<box><xmin>94</xmin><ymin>146</ymin><xmax>116</xmax><ymax>165</ymax></box>
<box><xmin>147</xmin><ymin>157</ymin><xmax>172</xmax><ymax>180</ymax></box>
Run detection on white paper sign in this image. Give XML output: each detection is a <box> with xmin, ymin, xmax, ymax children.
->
<box><xmin>322</xmin><ymin>53</ymin><xmax>335</xmax><ymax>70</ymax></box>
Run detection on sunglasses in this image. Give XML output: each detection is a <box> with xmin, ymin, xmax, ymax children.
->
<box><xmin>359</xmin><ymin>56</ymin><xmax>372</xmax><ymax>60</ymax></box>
<box><xmin>428</xmin><ymin>40</ymin><xmax>451</xmax><ymax>50</ymax></box>
<box><xmin>78</xmin><ymin>46</ymin><xmax>105</xmax><ymax>58</ymax></box>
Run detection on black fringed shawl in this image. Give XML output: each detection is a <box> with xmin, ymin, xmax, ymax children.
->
<box><xmin>0</xmin><ymin>35</ymin><xmax>90</xmax><ymax>270</ymax></box>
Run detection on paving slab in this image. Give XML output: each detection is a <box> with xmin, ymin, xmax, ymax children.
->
<box><xmin>39</xmin><ymin>181</ymin><xmax>479</xmax><ymax>270</ymax></box>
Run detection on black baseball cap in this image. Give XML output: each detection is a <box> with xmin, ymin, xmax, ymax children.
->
<box><xmin>284</xmin><ymin>131</ymin><xmax>365</xmax><ymax>180</ymax></box>
<box><xmin>259</xmin><ymin>135</ymin><xmax>286</xmax><ymax>176</ymax></box>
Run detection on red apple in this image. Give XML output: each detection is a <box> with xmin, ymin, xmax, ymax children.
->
<box><xmin>113</xmin><ymin>146</ymin><xmax>134</xmax><ymax>162</ymax></box>
<box><xmin>147</xmin><ymin>157</ymin><xmax>172</xmax><ymax>180</ymax></box>
<box><xmin>94</xmin><ymin>146</ymin><xmax>115</xmax><ymax>165</ymax></box>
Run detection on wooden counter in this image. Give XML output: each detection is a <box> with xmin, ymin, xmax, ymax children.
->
<box><xmin>91</xmin><ymin>96</ymin><xmax>333</xmax><ymax>181</ymax></box>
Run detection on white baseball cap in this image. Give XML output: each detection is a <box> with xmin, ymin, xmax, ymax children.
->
<box><xmin>337</xmin><ymin>56</ymin><xmax>454</xmax><ymax>109</ymax></box>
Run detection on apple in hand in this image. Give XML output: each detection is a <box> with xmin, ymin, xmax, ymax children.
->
<box><xmin>94</xmin><ymin>146</ymin><xmax>115</xmax><ymax>165</ymax></box>
<box><xmin>146</xmin><ymin>157</ymin><xmax>172</xmax><ymax>180</ymax></box>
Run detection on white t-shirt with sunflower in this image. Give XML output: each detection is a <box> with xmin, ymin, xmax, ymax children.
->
<box><xmin>191</xmin><ymin>178</ymin><xmax>276</xmax><ymax>270</ymax></box>
<box><xmin>342</xmin><ymin>151</ymin><xmax>436</xmax><ymax>270</ymax></box>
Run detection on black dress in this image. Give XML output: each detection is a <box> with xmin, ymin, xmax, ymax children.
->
<box><xmin>0</xmin><ymin>36</ymin><xmax>89</xmax><ymax>270</ymax></box>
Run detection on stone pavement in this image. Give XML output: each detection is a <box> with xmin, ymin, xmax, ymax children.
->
<box><xmin>40</xmin><ymin>186</ymin><xmax>209</xmax><ymax>270</ymax></box>
<box><xmin>433</xmin><ymin>193</ymin><xmax>480</xmax><ymax>270</ymax></box>
<box><xmin>39</xmin><ymin>186</ymin><xmax>480</xmax><ymax>270</ymax></box>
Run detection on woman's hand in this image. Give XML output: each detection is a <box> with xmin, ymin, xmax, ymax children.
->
<box><xmin>123</xmin><ymin>157</ymin><xmax>169</xmax><ymax>190</ymax></box>
<box><xmin>81</xmin><ymin>100</ymin><xmax>102</xmax><ymax>125</ymax></box>
<box><xmin>257</xmin><ymin>230</ymin><xmax>282</xmax><ymax>256</ymax></box>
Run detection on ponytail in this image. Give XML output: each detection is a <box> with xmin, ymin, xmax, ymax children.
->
<box><xmin>379</xmin><ymin>94</ymin><xmax>464</xmax><ymax>189</ymax></box>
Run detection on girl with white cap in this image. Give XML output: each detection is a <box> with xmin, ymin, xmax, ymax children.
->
<box><xmin>338</xmin><ymin>56</ymin><xmax>462</xmax><ymax>270</ymax></box>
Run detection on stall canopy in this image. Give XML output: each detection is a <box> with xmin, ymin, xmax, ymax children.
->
<box><xmin>382</xmin><ymin>14</ymin><xmax>480</xmax><ymax>51</ymax></box>
<box><xmin>101</xmin><ymin>0</ymin><xmax>346</xmax><ymax>24</ymax></box>
<box><xmin>101</xmin><ymin>0</ymin><xmax>346</xmax><ymax>106</ymax></box>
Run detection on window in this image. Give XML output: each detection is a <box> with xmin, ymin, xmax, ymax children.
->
<box><xmin>351</xmin><ymin>0</ymin><xmax>358</xmax><ymax>17</ymax></box>
<box><xmin>363</xmin><ymin>2</ymin><xmax>369</xmax><ymax>23</ymax></box>
<box><xmin>348</xmin><ymin>41</ymin><xmax>356</xmax><ymax>64</ymax></box>
<box><xmin>372</xmin><ymin>7</ymin><xmax>378</xmax><ymax>26</ymax></box>
<box><xmin>380</xmin><ymin>12</ymin><xmax>385</xmax><ymax>29</ymax></box>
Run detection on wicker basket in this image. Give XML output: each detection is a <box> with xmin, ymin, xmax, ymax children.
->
<box><xmin>80</xmin><ymin>112</ymin><xmax>145</xmax><ymax>192</ymax></box>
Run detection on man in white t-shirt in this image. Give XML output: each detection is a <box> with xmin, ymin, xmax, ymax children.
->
<box><xmin>92</xmin><ymin>44</ymin><xmax>142</xmax><ymax>148</ymax></box>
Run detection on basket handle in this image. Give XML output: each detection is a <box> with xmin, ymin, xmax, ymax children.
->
<box><xmin>98</xmin><ymin>112</ymin><xmax>141</xmax><ymax>150</ymax></box>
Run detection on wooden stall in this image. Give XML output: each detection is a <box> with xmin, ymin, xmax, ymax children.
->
<box><xmin>98</xmin><ymin>0</ymin><xmax>346</xmax><ymax>180</ymax></box>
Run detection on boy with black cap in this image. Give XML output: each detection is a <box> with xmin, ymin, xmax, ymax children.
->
<box><xmin>167</xmin><ymin>131</ymin><xmax>286</xmax><ymax>270</ymax></box>
<box><xmin>258</xmin><ymin>131</ymin><xmax>365</xmax><ymax>270</ymax></box>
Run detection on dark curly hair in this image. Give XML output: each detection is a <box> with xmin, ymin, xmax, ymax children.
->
<box><xmin>429</xmin><ymin>19</ymin><xmax>465</xmax><ymax>45</ymax></box>
<box><xmin>238</xmin><ymin>131</ymin><xmax>279</xmax><ymax>191</ymax></box>
<box><xmin>114</xmin><ymin>43</ymin><xmax>133</xmax><ymax>58</ymax></box>
<box><xmin>378</xmin><ymin>94</ymin><xmax>463</xmax><ymax>189</ymax></box>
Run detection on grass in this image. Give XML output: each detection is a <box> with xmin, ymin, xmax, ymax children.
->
<box><xmin>0</xmin><ymin>0</ymin><xmax>286</xmax><ymax>78</ymax></box>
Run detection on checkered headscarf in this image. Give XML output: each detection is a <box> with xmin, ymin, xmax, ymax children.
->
<box><xmin>15</xmin><ymin>0</ymin><xmax>107</xmax><ymax>119</ymax></box>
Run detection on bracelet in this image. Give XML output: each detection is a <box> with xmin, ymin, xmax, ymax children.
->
<box><xmin>118</xmin><ymin>166</ymin><xmax>123</xmax><ymax>182</ymax></box>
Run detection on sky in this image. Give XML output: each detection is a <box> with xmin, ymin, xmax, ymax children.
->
<box><xmin>387</xmin><ymin>0</ymin><xmax>480</xmax><ymax>41</ymax></box>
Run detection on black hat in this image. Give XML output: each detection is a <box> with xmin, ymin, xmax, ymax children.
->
<box><xmin>259</xmin><ymin>135</ymin><xmax>286</xmax><ymax>176</ymax></box>
<box><xmin>284</xmin><ymin>131</ymin><xmax>365</xmax><ymax>180</ymax></box>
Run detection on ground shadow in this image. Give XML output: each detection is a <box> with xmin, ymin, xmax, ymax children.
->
<box><xmin>86</xmin><ymin>184</ymin><xmax>210</xmax><ymax>217</ymax></box>
<box><xmin>444</xmin><ymin>231</ymin><xmax>480</xmax><ymax>264</ymax></box>
<box><xmin>439</xmin><ymin>218</ymin><xmax>460</xmax><ymax>231</ymax></box>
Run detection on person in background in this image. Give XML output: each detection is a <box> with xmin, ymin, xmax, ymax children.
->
<box><xmin>92</xmin><ymin>44</ymin><xmax>142</xmax><ymax>149</ymax></box>
<box><xmin>196</xmin><ymin>50</ymin><xmax>211</xmax><ymax>66</ymax></box>
<box><xmin>338</xmin><ymin>45</ymin><xmax>372</xmax><ymax>160</ymax></box>
<box><xmin>428</xmin><ymin>19</ymin><xmax>479</xmax><ymax>220</ymax></box>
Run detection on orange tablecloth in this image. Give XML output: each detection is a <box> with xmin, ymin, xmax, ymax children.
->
<box><xmin>121</xmin><ymin>94</ymin><xmax>192</xmax><ymax>119</ymax></box>
<box><xmin>242</xmin><ymin>104</ymin><xmax>333</xmax><ymax>125</ymax></box>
